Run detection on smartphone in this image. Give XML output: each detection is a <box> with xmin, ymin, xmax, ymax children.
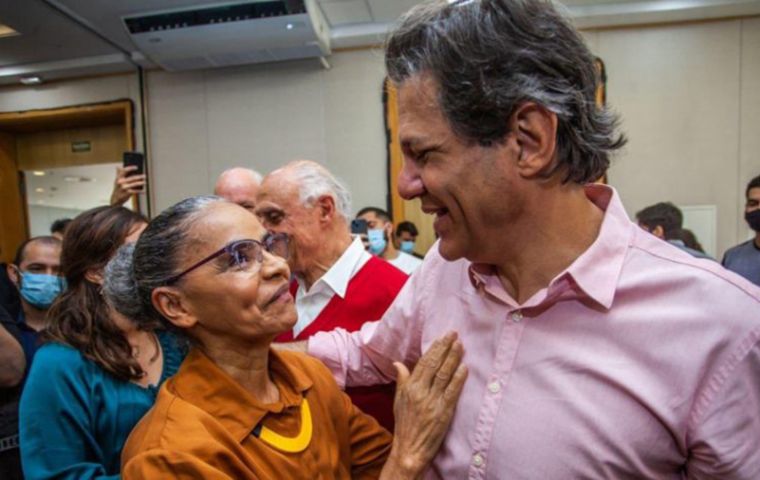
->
<box><xmin>123</xmin><ymin>152</ymin><xmax>144</xmax><ymax>177</ymax></box>
<box><xmin>350</xmin><ymin>219</ymin><xmax>368</xmax><ymax>235</ymax></box>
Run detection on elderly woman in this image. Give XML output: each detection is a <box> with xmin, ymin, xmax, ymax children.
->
<box><xmin>105</xmin><ymin>196</ymin><xmax>466</xmax><ymax>479</ymax></box>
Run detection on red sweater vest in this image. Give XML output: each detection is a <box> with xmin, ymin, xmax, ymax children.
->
<box><xmin>276</xmin><ymin>256</ymin><xmax>408</xmax><ymax>432</ymax></box>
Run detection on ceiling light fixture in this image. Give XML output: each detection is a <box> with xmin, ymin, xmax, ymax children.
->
<box><xmin>20</xmin><ymin>76</ymin><xmax>42</xmax><ymax>85</ymax></box>
<box><xmin>32</xmin><ymin>171</ymin><xmax>46</xmax><ymax>176</ymax></box>
<box><xmin>286</xmin><ymin>23</ymin><xmax>294</xmax><ymax>30</ymax></box>
<box><xmin>35</xmin><ymin>187</ymin><xmax>44</xmax><ymax>193</ymax></box>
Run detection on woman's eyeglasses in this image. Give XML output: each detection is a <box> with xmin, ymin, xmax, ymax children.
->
<box><xmin>164</xmin><ymin>233</ymin><xmax>289</xmax><ymax>285</ymax></box>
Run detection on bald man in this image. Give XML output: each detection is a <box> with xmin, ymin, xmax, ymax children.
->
<box><xmin>213</xmin><ymin>167</ymin><xmax>263</xmax><ymax>213</ymax></box>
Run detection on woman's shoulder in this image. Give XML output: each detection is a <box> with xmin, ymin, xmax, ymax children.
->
<box><xmin>31</xmin><ymin>342</ymin><xmax>90</xmax><ymax>372</ymax></box>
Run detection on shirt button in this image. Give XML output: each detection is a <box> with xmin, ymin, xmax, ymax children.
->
<box><xmin>472</xmin><ymin>453</ymin><xmax>485</xmax><ymax>467</ymax></box>
<box><xmin>488</xmin><ymin>381</ymin><xmax>501</xmax><ymax>394</ymax></box>
<box><xmin>511</xmin><ymin>310</ymin><xmax>523</xmax><ymax>323</ymax></box>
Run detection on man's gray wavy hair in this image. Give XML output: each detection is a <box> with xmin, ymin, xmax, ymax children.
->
<box><xmin>385</xmin><ymin>0</ymin><xmax>627</xmax><ymax>184</ymax></box>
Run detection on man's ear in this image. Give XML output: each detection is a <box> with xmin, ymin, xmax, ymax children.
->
<box><xmin>151</xmin><ymin>287</ymin><xmax>197</xmax><ymax>330</ymax></box>
<box><xmin>315</xmin><ymin>194</ymin><xmax>337</xmax><ymax>224</ymax></box>
<box><xmin>6</xmin><ymin>264</ymin><xmax>19</xmax><ymax>288</ymax></box>
<box><xmin>507</xmin><ymin>101</ymin><xmax>559</xmax><ymax>179</ymax></box>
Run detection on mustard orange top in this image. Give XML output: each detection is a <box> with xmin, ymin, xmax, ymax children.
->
<box><xmin>121</xmin><ymin>348</ymin><xmax>392</xmax><ymax>479</ymax></box>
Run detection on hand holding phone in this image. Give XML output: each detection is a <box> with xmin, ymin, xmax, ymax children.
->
<box><xmin>110</xmin><ymin>152</ymin><xmax>147</xmax><ymax>206</ymax></box>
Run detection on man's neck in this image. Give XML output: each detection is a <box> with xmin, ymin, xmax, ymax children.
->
<box><xmin>754</xmin><ymin>232</ymin><xmax>760</xmax><ymax>249</ymax></box>
<box><xmin>301</xmin><ymin>230</ymin><xmax>353</xmax><ymax>290</ymax></box>
<box><xmin>493</xmin><ymin>185</ymin><xmax>604</xmax><ymax>304</ymax></box>
<box><xmin>382</xmin><ymin>242</ymin><xmax>400</xmax><ymax>261</ymax></box>
<box><xmin>22</xmin><ymin>303</ymin><xmax>47</xmax><ymax>331</ymax></box>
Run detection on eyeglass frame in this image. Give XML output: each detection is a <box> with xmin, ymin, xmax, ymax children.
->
<box><xmin>163</xmin><ymin>232</ymin><xmax>289</xmax><ymax>285</ymax></box>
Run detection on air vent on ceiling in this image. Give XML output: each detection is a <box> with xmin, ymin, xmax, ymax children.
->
<box><xmin>123</xmin><ymin>0</ymin><xmax>330</xmax><ymax>72</ymax></box>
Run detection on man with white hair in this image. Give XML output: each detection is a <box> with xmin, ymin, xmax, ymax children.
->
<box><xmin>213</xmin><ymin>167</ymin><xmax>263</xmax><ymax>213</ymax></box>
<box><xmin>256</xmin><ymin>160</ymin><xmax>407</xmax><ymax>432</ymax></box>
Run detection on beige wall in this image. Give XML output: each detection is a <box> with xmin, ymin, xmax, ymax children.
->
<box><xmin>0</xmin><ymin>18</ymin><xmax>758</xmax><ymax>257</ymax></box>
<box><xmin>590</xmin><ymin>17</ymin><xmax>760</xmax><ymax>257</ymax></box>
<box><xmin>147</xmin><ymin>49</ymin><xmax>388</xmax><ymax>213</ymax></box>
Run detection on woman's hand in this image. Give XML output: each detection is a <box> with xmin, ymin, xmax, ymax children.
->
<box><xmin>380</xmin><ymin>332</ymin><xmax>468</xmax><ymax>479</ymax></box>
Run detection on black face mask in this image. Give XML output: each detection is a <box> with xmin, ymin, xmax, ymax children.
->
<box><xmin>746</xmin><ymin>209</ymin><xmax>760</xmax><ymax>232</ymax></box>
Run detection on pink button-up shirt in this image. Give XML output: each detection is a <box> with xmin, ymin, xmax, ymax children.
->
<box><xmin>309</xmin><ymin>185</ymin><xmax>760</xmax><ymax>479</ymax></box>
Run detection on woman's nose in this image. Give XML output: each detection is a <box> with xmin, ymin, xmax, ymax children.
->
<box><xmin>260</xmin><ymin>250</ymin><xmax>290</xmax><ymax>280</ymax></box>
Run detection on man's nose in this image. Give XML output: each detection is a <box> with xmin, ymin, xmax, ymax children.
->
<box><xmin>397</xmin><ymin>161</ymin><xmax>425</xmax><ymax>200</ymax></box>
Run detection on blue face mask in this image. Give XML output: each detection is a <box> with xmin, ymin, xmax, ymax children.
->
<box><xmin>367</xmin><ymin>229</ymin><xmax>387</xmax><ymax>256</ymax></box>
<box><xmin>400</xmin><ymin>240</ymin><xmax>416</xmax><ymax>254</ymax></box>
<box><xmin>18</xmin><ymin>272</ymin><xmax>66</xmax><ymax>310</ymax></box>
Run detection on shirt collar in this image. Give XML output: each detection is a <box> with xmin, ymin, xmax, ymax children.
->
<box><xmin>169</xmin><ymin>347</ymin><xmax>313</xmax><ymax>443</ymax></box>
<box><xmin>468</xmin><ymin>184</ymin><xmax>632</xmax><ymax>310</ymax></box>
<box><xmin>299</xmin><ymin>236</ymin><xmax>370</xmax><ymax>299</ymax></box>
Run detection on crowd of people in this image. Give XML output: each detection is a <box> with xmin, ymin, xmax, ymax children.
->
<box><xmin>1</xmin><ymin>0</ymin><xmax>760</xmax><ymax>479</ymax></box>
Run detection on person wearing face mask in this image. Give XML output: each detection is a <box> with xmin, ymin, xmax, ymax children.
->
<box><xmin>1</xmin><ymin>236</ymin><xmax>64</xmax><ymax>480</ymax></box>
<box><xmin>5</xmin><ymin>237</ymin><xmax>65</xmax><ymax>364</ymax></box>
<box><xmin>357</xmin><ymin>207</ymin><xmax>423</xmax><ymax>275</ymax></box>
<box><xmin>395</xmin><ymin>221</ymin><xmax>422</xmax><ymax>257</ymax></box>
<box><xmin>722</xmin><ymin>174</ymin><xmax>760</xmax><ymax>286</ymax></box>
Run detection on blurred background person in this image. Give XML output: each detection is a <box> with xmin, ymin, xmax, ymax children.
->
<box><xmin>356</xmin><ymin>207</ymin><xmax>422</xmax><ymax>274</ymax></box>
<box><xmin>636</xmin><ymin>201</ymin><xmax>713</xmax><ymax>259</ymax></box>
<box><xmin>256</xmin><ymin>160</ymin><xmax>407</xmax><ymax>431</ymax></box>
<box><xmin>394</xmin><ymin>221</ymin><xmax>421</xmax><ymax>257</ymax></box>
<box><xmin>49</xmin><ymin>219</ymin><xmax>72</xmax><ymax>241</ymax></box>
<box><xmin>0</xmin><ymin>237</ymin><xmax>64</xmax><ymax>480</ymax></box>
<box><xmin>722</xmin><ymin>174</ymin><xmax>760</xmax><ymax>285</ymax></box>
<box><xmin>0</xmin><ymin>304</ymin><xmax>27</xmax><ymax>480</ymax></box>
<box><xmin>214</xmin><ymin>167</ymin><xmax>263</xmax><ymax>213</ymax></box>
<box><xmin>19</xmin><ymin>206</ymin><xmax>185</xmax><ymax>480</ymax></box>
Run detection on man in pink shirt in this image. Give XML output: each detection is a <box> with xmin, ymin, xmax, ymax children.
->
<box><xmin>291</xmin><ymin>1</ymin><xmax>760</xmax><ymax>478</ymax></box>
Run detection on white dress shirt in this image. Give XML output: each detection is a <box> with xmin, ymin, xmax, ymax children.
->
<box><xmin>388</xmin><ymin>251</ymin><xmax>423</xmax><ymax>275</ymax></box>
<box><xmin>293</xmin><ymin>237</ymin><xmax>371</xmax><ymax>337</ymax></box>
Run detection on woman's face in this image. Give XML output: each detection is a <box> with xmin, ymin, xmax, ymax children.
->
<box><xmin>172</xmin><ymin>202</ymin><xmax>296</xmax><ymax>344</ymax></box>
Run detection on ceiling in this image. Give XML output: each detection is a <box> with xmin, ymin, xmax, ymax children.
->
<box><xmin>0</xmin><ymin>0</ymin><xmax>759</xmax><ymax>87</ymax></box>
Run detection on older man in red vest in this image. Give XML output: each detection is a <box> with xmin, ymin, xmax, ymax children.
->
<box><xmin>255</xmin><ymin>160</ymin><xmax>407</xmax><ymax>431</ymax></box>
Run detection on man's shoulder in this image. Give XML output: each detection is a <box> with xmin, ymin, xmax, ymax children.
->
<box><xmin>724</xmin><ymin>239</ymin><xmax>757</xmax><ymax>258</ymax></box>
<box><xmin>629</xmin><ymin>229</ymin><xmax>760</xmax><ymax>303</ymax></box>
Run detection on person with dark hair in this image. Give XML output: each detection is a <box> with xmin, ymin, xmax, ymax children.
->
<box><xmin>0</xmin><ymin>236</ymin><xmax>64</xmax><ymax>479</ymax></box>
<box><xmin>281</xmin><ymin>1</ymin><xmax>760</xmax><ymax>477</ymax></box>
<box><xmin>0</xmin><ymin>305</ymin><xmax>26</xmax><ymax>480</ymax></box>
<box><xmin>673</xmin><ymin>228</ymin><xmax>706</xmax><ymax>253</ymax></box>
<box><xmin>18</xmin><ymin>206</ymin><xmax>186</xmax><ymax>480</ymax></box>
<box><xmin>394</xmin><ymin>221</ymin><xmax>420</xmax><ymax>255</ymax></box>
<box><xmin>102</xmin><ymin>196</ymin><xmax>465</xmax><ymax>479</ymax></box>
<box><xmin>636</xmin><ymin>202</ymin><xmax>713</xmax><ymax>259</ymax></box>
<box><xmin>722</xmin><ymin>174</ymin><xmax>760</xmax><ymax>286</ymax></box>
<box><xmin>49</xmin><ymin>218</ymin><xmax>72</xmax><ymax>240</ymax></box>
<box><xmin>357</xmin><ymin>207</ymin><xmax>423</xmax><ymax>274</ymax></box>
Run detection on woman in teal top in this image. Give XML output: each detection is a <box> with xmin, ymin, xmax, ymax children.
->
<box><xmin>18</xmin><ymin>206</ymin><xmax>186</xmax><ymax>480</ymax></box>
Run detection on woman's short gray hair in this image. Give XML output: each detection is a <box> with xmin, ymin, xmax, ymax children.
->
<box><xmin>103</xmin><ymin>195</ymin><xmax>225</xmax><ymax>329</ymax></box>
<box><xmin>385</xmin><ymin>0</ymin><xmax>626</xmax><ymax>184</ymax></box>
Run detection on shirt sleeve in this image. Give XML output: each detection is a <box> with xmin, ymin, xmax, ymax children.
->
<box><xmin>19</xmin><ymin>346</ymin><xmax>117</xmax><ymax>480</ymax></box>
<box><xmin>122</xmin><ymin>449</ymin><xmax>238</xmax><ymax>480</ymax></box>
<box><xmin>685</xmin><ymin>331</ymin><xmax>760</xmax><ymax>479</ymax></box>
<box><xmin>307</xmin><ymin>255</ymin><xmax>430</xmax><ymax>389</ymax></box>
<box><xmin>342</xmin><ymin>389</ymin><xmax>393</xmax><ymax>479</ymax></box>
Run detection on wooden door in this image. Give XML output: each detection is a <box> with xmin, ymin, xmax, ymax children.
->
<box><xmin>0</xmin><ymin>132</ymin><xmax>28</xmax><ymax>264</ymax></box>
